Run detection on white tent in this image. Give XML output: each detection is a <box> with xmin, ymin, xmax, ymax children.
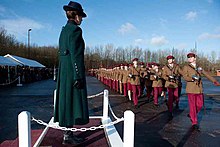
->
<box><xmin>4</xmin><ymin>54</ymin><xmax>45</xmax><ymax>68</ymax></box>
<box><xmin>0</xmin><ymin>56</ymin><xmax>21</xmax><ymax>66</ymax></box>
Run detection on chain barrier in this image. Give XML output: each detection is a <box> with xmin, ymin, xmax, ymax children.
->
<box><xmin>31</xmin><ymin>91</ymin><xmax>124</xmax><ymax>132</ymax></box>
<box><xmin>87</xmin><ymin>91</ymin><xmax>104</xmax><ymax>99</ymax></box>
<box><xmin>108</xmin><ymin>103</ymin><xmax>123</xmax><ymax>120</ymax></box>
<box><xmin>32</xmin><ymin>116</ymin><xmax>124</xmax><ymax>132</ymax></box>
<box><xmin>0</xmin><ymin>76</ymin><xmax>19</xmax><ymax>86</ymax></box>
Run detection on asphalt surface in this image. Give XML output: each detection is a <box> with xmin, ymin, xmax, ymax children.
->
<box><xmin>0</xmin><ymin>76</ymin><xmax>220</xmax><ymax>147</ymax></box>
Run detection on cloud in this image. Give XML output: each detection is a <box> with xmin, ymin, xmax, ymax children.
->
<box><xmin>0</xmin><ymin>17</ymin><xmax>44</xmax><ymax>39</ymax></box>
<box><xmin>118</xmin><ymin>22</ymin><xmax>137</xmax><ymax>35</ymax></box>
<box><xmin>134</xmin><ymin>38</ymin><xmax>148</xmax><ymax>46</ymax></box>
<box><xmin>198</xmin><ymin>33</ymin><xmax>220</xmax><ymax>40</ymax></box>
<box><xmin>185</xmin><ymin>11</ymin><xmax>197</xmax><ymax>21</ymax></box>
<box><xmin>150</xmin><ymin>36</ymin><xmax>169</xmax><ymax>46</ymax></box>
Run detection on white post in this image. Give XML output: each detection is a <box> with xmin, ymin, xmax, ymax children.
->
<box><xmin>53</xmin><ymin>66</ymin><xmax>56</xmax><ymax>81</ymax></box>
<box><xmin>103</xmin><ymin>89</ymin><xmax>109</xmax><ymax>120</ymax></box>
<box><xmin>18</xmin><ymin>111</ymin><xmax>31</xmax><ymax>147</ymax></box>
<box><xmin>123</xmin><ymin>110</ymin><xmax>135</xmax><ymax>147</ymax></box>
<box><xmin>17</xmin><ymin>76</ymin><xmax>23</xmax><ymax>86</ymax></box>
<box><xmin>54</xmin><ymin>89</ymin><xmax>57</xmax><ymax>108</ymax></box>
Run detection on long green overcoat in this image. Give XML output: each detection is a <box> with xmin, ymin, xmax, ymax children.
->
<box><xmin>54</xmin><ymin>20</ymin><xmax>89</xmax><ymax>127</ymax></box>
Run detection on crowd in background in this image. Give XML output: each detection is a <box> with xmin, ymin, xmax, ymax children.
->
<box><xmin>0</xmin><ymin>66</ymin><xmax>53</xmax><ymax>85</ymax></box>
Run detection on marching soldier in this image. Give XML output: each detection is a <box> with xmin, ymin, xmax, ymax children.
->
<box><xmin>144</xmin><ymin>63</ymin><xmax>153</xmax><ymax>101</ymax></box>
<box><xmin>150</xmin><ymin>63</ymin><xmax>163</xmax><ymax>107</ymax></box>
<box><xmin>119</xmin><ymin>64</ymin><xmax>124</xmax><ymax>94</ymax></box>
<box><xmin>129</xmin><ymin>58</ymin><xmax>141</xmax><ymax>108</ymax></box>
<box><xmin>182</xmin><ymin>53</ymin><xmax>220</xmax><ymax>131</ymax></box>
<box><xmin>127</xmin><ymin>63</ymin><xmax>133</xmax><ymax>101</ymax></box>
<box><xmin>162</xmin><ymin>55</ymin><xmax>183</xmax><ymax>119</ymax></box>
<box><xmin>121</xmin><ymin>63</ymin><xmax>129</xmax><ymax>98</ymax></box>
<box><xmin>140</xmin><ymin>62</ymin><xmax>146</xmax><ymax>97</ymax></box>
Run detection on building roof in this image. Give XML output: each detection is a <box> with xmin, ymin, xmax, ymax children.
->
<box><xmin>0</xmin><ymin>56</ymin><xmax>21</xmax><ymax>66</ymax></box>
<box><xmin>4</xmin><ymin>54</ymin><xmax>45</xmax><ymax>68</ymax></box>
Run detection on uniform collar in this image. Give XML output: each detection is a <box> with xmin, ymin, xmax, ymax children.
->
<box><xmin>67</xmin><ymin>20</ymin><xmax>77</xmax><ymax>25</ymax></box>
<box><xmin>190</xmin><ymin>63</ymin><xmax>196</xmax><ymax>68</ymax></box>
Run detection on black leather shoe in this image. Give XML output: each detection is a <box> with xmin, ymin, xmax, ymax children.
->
<box><xmin>192</xmin><ymin>124</ymin><xmax>200</xmax><ymax>132</ymax></box>
<box><xmin>63</xmin><ymin>131</ymin><xmax>85</xmax><ymax>145</ymax></box>
<box><xmin>154</xmin><ymin>104</ymin><xmax>160</xmax><ymax>108</ymax></box>
<box><xmin>175</xmin><ymin>104</ymin><xmax>179</xmax><ymax>109</ymax></box>
<box><xmin>168</xmin><ymin>112</ymin><xmax>173</xmax><ymax>120</ymax></box>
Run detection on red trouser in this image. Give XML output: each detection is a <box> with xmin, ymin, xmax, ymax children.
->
<box><xmin>123</xmin><ymin>83</ymin><xmax>128</xmax><ymax>97</ymax></box>
<box><xmin>131</xmin><ymin>85</ymin><xmax>141</xmax><ymax>106</ymax></box>
<box><xmin>153</xmin><ymin>87</ymin><xmax>163</xmax><ymax>105</ymax></box>
<box><xmin>116</xmin><ymin>80</ymin><xmax>119</xmax><ymax>92</ymax></box>
<box><xmin>187</xmin><ymin>93</ymin><xmax>204</xmax><ymax>125</ymax></box>
<box><xmin>167</xmin><ymin>87</ymin><xmax>179</xmax><ymax>112</ymax></box>
<box><xmin>127</xmin><ymin>82</ymin><xmax>132</xmax><ymax>90</ymax></box>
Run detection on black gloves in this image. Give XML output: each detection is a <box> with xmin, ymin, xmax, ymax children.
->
<box><xmin>73</xmin><ymin>79</ymin><xmax>84</xmax><ymax>89</ymax></box>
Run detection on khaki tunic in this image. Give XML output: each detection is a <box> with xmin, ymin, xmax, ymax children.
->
<box><xmin>129</xmin><ymin>66</ymin><xmax>141</xmax><ymax>85</ymax></box>
<box><xmin>150</xmin><ymin>69</ymin><xmax>163</xmax><ymax>87</ymax></box>
<box><xmin>182</xmin><ymin>64</ymin><xmax>217</xmax><ymax>94</ymax></box>
<box><xmin>122</xmin><ymin>70</ymin><xmax>129</xmax><ymax>83</ymax></box>
<box><xmin>162</xmin><ymin>64</ymin><xmax>182</xmax><ymax>88</ymax></box>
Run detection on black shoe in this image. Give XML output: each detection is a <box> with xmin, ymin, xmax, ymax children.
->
<box><xmin>154</xmin><ymin>104</ymin><xmax>160</xmax><ymax>108</ymax></box>
<box><xmin>63</xmin><ymin>135</ymin><xmax>85</xmax><ymax>145</ymax></box>
<box><xmin>134</xmin><ymin>105</ymin><xmax>139</xmax><ymax>109</ymax></box>
<box><xmin>175</xmin><ymin>104</ymin><xmax>179</xmax><ymax>109</ymax></box>
<box><xmin>63</xmin><ymin>131</ymin><xmax>85</xmax><ymax>145</ymax></box>
<box><xmin>168</xmin><ymin>112</ymin><xmax>173</xmax><ymax>120</ymax></box>
<box><xmin>192</xmin><ymin>124</ymin><xmax>200</xmax><ymax>132</ymax></box>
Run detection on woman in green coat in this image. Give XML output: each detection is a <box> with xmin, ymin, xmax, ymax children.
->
<box><xmin>54</xmin><ymin>1</ymin><xmax>89</xmax><ymax>145</ymax></box>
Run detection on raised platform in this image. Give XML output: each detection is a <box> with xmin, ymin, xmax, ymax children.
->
<box><xmin>1</xmin><ymin>118</ymin><xmax>109</xmax><ymax>147</ymax></box>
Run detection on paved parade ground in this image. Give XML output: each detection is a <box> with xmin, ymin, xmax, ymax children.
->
<box><xmin>0</xmin><ymin>76</ymin><xmax>220</xmax><ymax>146</ymax></box>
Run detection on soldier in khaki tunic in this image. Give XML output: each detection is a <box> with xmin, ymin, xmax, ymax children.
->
<box><xmin>182</xmin><ymin>53</ymin><xmax>220</xmax><ymax>130</ymax></box>
<box><xmin>119</xmin><ymin>64</ymin><xmax>124</xmax><ymax>94</ymax></box>
<box><xmin>121</xmin><ymin>63</ymin><xmax>129</xmax><ymax>98</ymax></box>
<box><xmin>140</xmin><ymin>62</ymin><xmax>146</xmax><ymax>97</ymax></box>
<box><xmin>150</xmin><ymin>63</ymin><xmax>163</xmax><ymax>107</ymax></box>
<box><xmin>127</xmin><ymin>63</ymin><xmax>133</xmax><ymax>101</ymax></box>
<box><xmin>129</xmin><ymin>58</ymin><xmax>141</xmax><ymax>108</ymax></box>
<box><xmin>162</xmin><ymin>55</ymin><xmax>183</xmax><ymax>119</ymax></box>
<box><xmin>144</xmin><ymin>63</ymin><xmax>153</xmax><ymax>101</ymax></box>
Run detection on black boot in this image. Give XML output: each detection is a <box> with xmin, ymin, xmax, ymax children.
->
<box><xmin>62</xmin><ymin>131</ymin><xmax>85</xmax><ymax>145</ymax></box>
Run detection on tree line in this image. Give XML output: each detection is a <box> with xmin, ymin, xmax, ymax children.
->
<box><xmin>0</xmin><ymin>27</ymin><xmax>220</xmax><ymax>74</ymax></box>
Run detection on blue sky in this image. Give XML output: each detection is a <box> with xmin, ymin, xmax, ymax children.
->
<box><xmin>0</xmin><ymin>0</ymin><xmax>220</xmax><ymax>55</ymax></box>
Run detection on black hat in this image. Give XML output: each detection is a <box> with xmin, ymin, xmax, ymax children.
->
<box><xmin>63</xmin><ymin>1</ymin><xmax>87</xmax><ymax>17</ymax></box>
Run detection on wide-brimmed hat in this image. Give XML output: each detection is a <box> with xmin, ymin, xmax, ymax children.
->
<box><xmin>63</xmin><ymin>1</ymin><xmax>87</xmax><ymax>17</ymax></box>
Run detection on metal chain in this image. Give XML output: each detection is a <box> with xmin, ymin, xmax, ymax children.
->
<box><xmin>87</xmin><ymin>91</ymin><xmax>104</xmax><ymax>99</ymax></box>
<box><xmin>32</xmin><ymin>117</ymin><xmax>124</xmax><ymax>132</ymax></box>
<box><xmin>31</xmin><ymin>91</ymin><xmax>124</xmax><ymax>132</ymax></box>
<box><xmin>0</xmin><ymin>76</ymin><xmax>19</xmax><ymax>86</ymax></box>
<box><xmin>108</xmin><ymin>103</ymin><xmax>123</xmax><ymax>120</ymax></box>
